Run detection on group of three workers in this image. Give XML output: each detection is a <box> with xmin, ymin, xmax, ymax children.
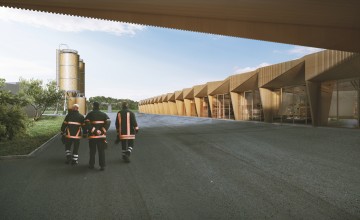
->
<box><xmin>60</xmin><ymin>101</ymin><xmax>139</xmax><ymax>171</ymax></box>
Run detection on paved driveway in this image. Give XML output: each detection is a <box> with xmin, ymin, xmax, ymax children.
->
<box><xmin>1</xmin><ymin>113</ymin><xmax>359</xmax><ymax>219</ymax></box>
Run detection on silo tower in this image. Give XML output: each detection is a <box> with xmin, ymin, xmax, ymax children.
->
<box><xmin>76</xmin><ymin>59</ymin><xmax>87</xmax><ymax>115</ymax></box>
<box><xmin>56</xmin><ymin>45</ymin><xmax>87</xmax><ymax>114</ymax></box>
<box><xmin>57</xmin><ymin>48</ymin><xmax>79</xmax><ymax>93</ymax></box>
<box><xmin>57</xmin><ymin>47</ymin><xmax>79</xmax><ymax>113</ymax></box>
<box><xmin>78</xmin><ymin>59</ymin><xmax>85</xmax><ymax>97</ymax></box>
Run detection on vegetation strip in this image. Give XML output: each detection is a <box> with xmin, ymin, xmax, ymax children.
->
<box><xmin>0</xmin><ymin>133</ymin><xmax>60</xmax><ymax>160</ymax></box>
<box><xmin>0</xmin><ymin>116</ymin><xmax>64</xmax><ymax>157</ymax></box>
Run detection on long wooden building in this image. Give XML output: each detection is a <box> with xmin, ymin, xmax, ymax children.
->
<box><xmin>139</xmin><ymin>50</ymin><xmax>360</xmax><ymax>128</ymax></box>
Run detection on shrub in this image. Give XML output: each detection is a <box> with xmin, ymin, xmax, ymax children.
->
<box><xmin>0</xmin><ymin>106</ymin><xmax>28</xmax><ymax>141</ymax></box>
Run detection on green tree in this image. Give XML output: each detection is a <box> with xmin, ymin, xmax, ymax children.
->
<box><xmin>88</xmin><ymin>96</ymin><xmax>138</xmax><ymax>111</ymax></box>
<box><xmin>19</xmin><ymin>79</ymin><xmax>63</xmax><ymax>120</ymax></box>
<box><xmin>0</xmin><ymin>78</ymin><xmax>29</xmax><ymax>141</ymax></box>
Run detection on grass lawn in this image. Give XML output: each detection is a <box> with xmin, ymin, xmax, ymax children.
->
<box><xmin>0</xmin><ymin>115</ymin><xmax>65</xmax><ymax>156</ymax></box>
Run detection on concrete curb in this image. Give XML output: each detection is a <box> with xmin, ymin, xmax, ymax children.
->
<box><xmin>0</xmin><ymin>133</ymin><xmax>60</xmax><ymax>160</ymax></box>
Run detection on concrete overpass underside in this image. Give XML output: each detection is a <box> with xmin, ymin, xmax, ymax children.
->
<box><xmin>0</xmin><ymin>0</ymin><xmax>359</xmax><ymax>52</ymax></box>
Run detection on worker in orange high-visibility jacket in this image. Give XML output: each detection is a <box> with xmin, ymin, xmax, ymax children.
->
<box><xmin>60</xmin><ymin>104</ymin><xmax>86</xmax><ymax>165</ymax></box>
<box><xmin>115</xmin><ymin>102</ymin><xmax>139</xmax><ymax>162</ymax></box>
<box><xmin>85</xmin><ymin>102</ymin><xmax>111</xmax><ymax>171</ymax></box>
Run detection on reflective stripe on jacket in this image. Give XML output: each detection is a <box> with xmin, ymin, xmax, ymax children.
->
<box><xmin>116</xmin><ymin>109</ymin><xmax>138</xmax><ymax>140</ymax></box>
<box><xmin>61</xmin><ymin>110</ymin><xmax>85</xmax><ymax>139</ymax></box>
<box><xmin>84</xmin><ymin>110</ymin><xmax>110</xmax><ymax>139</ymax></box>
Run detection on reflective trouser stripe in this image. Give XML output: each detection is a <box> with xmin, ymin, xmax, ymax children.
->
<box><xmin>128</xmin><ymin>147</ymin><xmax>133</xmax><ymax>152</ymax></box>
<box><xmin>65</xmin><ymin>150</ymin><xmax>71</xmax><ymax>155</ymax></box>
<box><xmin>73</xmin><ymin>154</ymin><xmax>78</xmax><ymax>160</ymax></box>
<box><xmin>127</xmin><ymin>113</ymin><xmax>130</xmax><ymax>136</ymax></box>
<box><xmin>117</xmin><ymin>113</ymin><xmax>121</xmax><ymax>138</ymax></box>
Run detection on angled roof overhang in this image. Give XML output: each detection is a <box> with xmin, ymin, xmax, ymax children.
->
<box><xmin>258</xmin><ymin>58</ymin><xmax>305</xmax><ymax>89</ymax></box>
<box><xmin>149</xmin><ymin>98</ymin><xmax>155</xmax><ymax>104</ymax></box>
<box><xmin>305</xmin><ymin>50</ymin><xmax>360</xmax><ymax>82</ymax></box>
<box><xmin>183</xmin><ymin>87</ymin><xmax>194</xmax><ymax>99</ymax></box>
<box><xmin>162</xmin><ymin>94</ymin><xmax>169</xmax><ymax>102</ymax></box>
<box><xmin>2</xmin><ymin>1</ymin><xmax>359</xmax><ymax>52</ymax></box>
<box><xmin>154</xmin><ymin>96</ymin><xmax>162</xmax><ymax>103</ymax></box>
<box><xmin>174</xmin><ymin>90</ymin><xmax>184</xmax><ymax>100</ymax></box>
<box><xmin>207</xmin><ymin>81</ymin><xmax>223</xmax><ymax>95</ymax></box>
<box><xmin>193</xmin><ymin>84</ymin><xmax>207</xmax><ymax>98</ymax></box>
<box><xmin>159</xmin><ymin>95</ymin><xmax>166</xmax><ymax>103</ymax></box>
<box><xmin>261</xmin><ymin>62</ymin><xmax>305</xmax><ymax>89</ymax></box>
<box><xmin>209</xmin><ymin>78</ymin><xmax>230</xmax><ymax>95</ymax></box>
<box><xmin>167</xmin><ymin>93</ymin><xmax>176</xmax><ymax>102</ymax></box>
<box><xmin>230</xmin><ymin>71</ymin><xmax>259</xmax><ymax>92</ymax></box>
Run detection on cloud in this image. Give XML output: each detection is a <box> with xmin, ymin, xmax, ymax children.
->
<box><xmin>287</xmin><ymin>46</ymin><xmax>324</xmax><ymax>55</ymax></box>
<box><xmin>0</xmin><ymin>7</ymin><xmax>145</xmax><ymax>36</ymax></box>
<box><xmin>233</xmin><ymin>62</ymin><xmax>271</xmax><ymax>74</ymax></box>
<box><xmin>210</xmin><ymin>35</ymin><xmax>225</xmax><ymax>40</ymax></box>
<box><xmin>273</xmin><ymin>46</ymin><xmax>323</xmax><ymax>56</ymax></box>
<box><xmin>0</xmin><ymin>57</ymin><xmax>54</xmax><ymax>82</ymax></box>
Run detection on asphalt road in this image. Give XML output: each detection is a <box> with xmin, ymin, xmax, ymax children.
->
<box><xmin>1</xmin><ymin>113</ymin><xmax>359</xmax><ymax>220</ymax></box>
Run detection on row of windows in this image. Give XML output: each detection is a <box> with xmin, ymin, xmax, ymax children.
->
<box><xmin>141</xmin><ymin>78</ymin><xmax>360</xmax><ymax>129</ymax></box>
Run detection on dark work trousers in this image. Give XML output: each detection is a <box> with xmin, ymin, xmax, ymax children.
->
<box><xmin>121</xmin><ymin>139</ymin><xmax>134</xmax><ymax>151</ymax></box>
<box><xmin>65</xmin><ymin>139</ymin><xmax>80</xmax><ymax>155</ymax></box>
<box><xmin>89</xmin><ymin>139</ymin><xmax>106</xmax><ymax>168</ymax></box>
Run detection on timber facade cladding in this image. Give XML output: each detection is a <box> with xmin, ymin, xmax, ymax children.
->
<box><xmin>2</xmin><ymin>1</ymin><xmax>360</xmax><ymax>53</ymax></box>
<box><xmin>139</xmin><ymin>50</ymin><xmax>360</xmax><ymax>128</ymax></box>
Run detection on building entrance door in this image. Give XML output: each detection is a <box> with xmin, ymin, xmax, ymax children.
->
<box><xmin>273</xmin><ymin>85</ymin><xmax>311</xmax><ymax>124</ymax></box>
<box><xmin>213</xmin><ymin>93</ymin><xmax>234</xmax><ymax>119</ymax></box>
<box><xmin>327</xmin><ymin>78</ymin><xmax>359</xmax><ymax>128</ymax></box>
<box><xmin>240</xmin><ymin>90</ymin><xmax>263</xmax><ymax>121</ymax></box>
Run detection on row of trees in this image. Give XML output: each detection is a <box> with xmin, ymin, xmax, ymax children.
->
<box><xmin>88</xmin><ymin>96</ymin><xmax>138</xmax><ymax>110</ymax></box>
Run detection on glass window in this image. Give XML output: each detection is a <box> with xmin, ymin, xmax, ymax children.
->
<box><xmin>327</xmin><ymin>79</ymin><xmax>359</xmax><ymax>128</ymax></box>
<box><xmin>213</xmin><ymin>94</ymin><xmax>234</xmax><ymax>119</ymax></box>
<box><xmin>239</xmin><ymin>90</ymin><xmax>263</xmax><ymax>121</ymax></box>
<box><xmin>273</xmin><ymin>85</ymin><xmax>311</xmax><ymax>124</ymax></box>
